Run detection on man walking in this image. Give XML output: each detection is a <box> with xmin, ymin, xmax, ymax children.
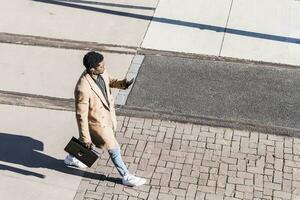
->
<box><xmin>64</xmin><ymin>51</ymin><xmax>146</xmax><ymax>187</ymax></box>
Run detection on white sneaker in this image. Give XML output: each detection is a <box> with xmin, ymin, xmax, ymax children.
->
<box><xmin>64</xmin><ymin>154</ymin><xmax>87</xmax><ymax>168</ymax></box>
<box><xmin>122</xmin><ymin>174</ymin><xmax>147</xmax><ymax>187</ymax></box>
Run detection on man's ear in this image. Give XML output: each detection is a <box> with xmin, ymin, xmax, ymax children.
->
<box><xmin>89</xmin><ymin>68</ymin><xmax>95</xmax><ymax>74</ymax></box>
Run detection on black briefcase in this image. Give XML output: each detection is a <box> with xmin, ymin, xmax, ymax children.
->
<box><xmin>64</xmin><ymin>137</ymin><xmax>98</xmax><ymax>167</ymax></box>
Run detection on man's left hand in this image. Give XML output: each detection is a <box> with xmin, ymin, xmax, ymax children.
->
<box><xmin>124</xmin><ymin>78</ymin><xmax>134</xmax><ymax>89</ymax></box>
<box><xmin>83</xmin><ymin>142</ymin><xmax>95</xmax><ymax>150</ymax></box>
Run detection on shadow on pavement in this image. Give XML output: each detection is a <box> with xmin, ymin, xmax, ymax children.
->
<box><xmin>32</xmin><ymin>0</ymin><xmax>300</xmax><ymax>44</ymax></box>
<box><xmin>0</xmin><ymin>163</ymin><xmax>46</xmax><ymax>178</ymax></box>
<box><xmin>57</xmin><ymin>0</ymin><xmax>156</xmax><ymax>10</ymax></box>
<box><xmin>0</xmin><ymin>132</ymin><xmax>122</xmax><ymax>184</ymax></box>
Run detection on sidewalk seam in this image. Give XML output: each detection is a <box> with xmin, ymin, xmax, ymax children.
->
<box><xmin>0</xmin><ymin>90</ymin><xmax>299</xmax><ymax>138</ymax></box>
<box><xmin>1</xmin><ymin>32</ymin><xmax>299</xmax><ymax>68</ymax></box>
<box><xmin>0</xmin><ymin>32</ymin><xmax>137</xmax><ymax>55</ymax></box>
<box><xmin>218</xmin><ymin>0</ymin><xmax>234</xmax><ymax>56</ymax></box>
<box><xmin>139</xmin><ymin>0</ymin><xmax>160</xmax><ymax>48</ymax></box>
<box><xmin>138</xmin><ymin>47</ymin><xmax>300</xmax><ymax>69</ymax></box>
<box><xmin>116</xmin><ymin>105</ymin><xmax>300</xmax><ymax>138</ymax></box>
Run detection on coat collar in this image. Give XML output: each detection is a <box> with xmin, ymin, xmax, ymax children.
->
<box><xmin>84</xmin><ymin>71</ymin><xmax>110</xmax><ymax>109</ymax></box>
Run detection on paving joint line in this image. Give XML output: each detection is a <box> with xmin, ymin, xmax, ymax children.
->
<box><xmin>137</xmin><ymin>48</ymin><xmax>300</xmax><ymax>69</ymax></box>
<box><xmin>0</xmin><ymin>32</ymin><xmax>137</xmax><ymax>55</ymax></box>
<box><xmin>139</xmin><ymin>0</ymin><xmax>160</xmax><ymax>47</ymax></box>
<box><xmin>0</xmin><ymin>90</ymin><xmax>299</xmax><ymax>139</ymax></box>
<box><xmin>1</xmin><ymin>33</ymin><xmax>299</xmax><ymax>69</ymax></box>
<box><xmin>218</xmin><ymin>0</ymin><xmax>234</xmax><ymax>56</ymax></box>
<box><xmin>0</xmin><ymin>90</ymin><xmax>74</xmax><ymax>112</ymax></box>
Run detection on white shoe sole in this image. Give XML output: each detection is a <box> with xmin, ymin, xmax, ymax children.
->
<box><xmin>64</xmin><ymin>158</ymin><xmax>87</xmax><ymax>168</ymax></box>
<box><xmin>123</xmin><ymin>178</ymin><xmax>147</xmax><ymax>187</ymax></box>
<box><xmin>136</xmin><ymin>179</ymin><xmax>146</xmax><ymax>186</ymax></box>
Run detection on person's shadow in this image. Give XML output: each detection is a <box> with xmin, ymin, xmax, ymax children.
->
<box><xmin>0</xmin><ymin>132</ymin><xmax>122</xmax><ymax>184</ymax></box>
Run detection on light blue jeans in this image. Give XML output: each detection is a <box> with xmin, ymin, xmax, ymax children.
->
<box><xmin>108</xmin><ymin>148</ymin><xmax>129</xmax><ymax>177</ymax></box>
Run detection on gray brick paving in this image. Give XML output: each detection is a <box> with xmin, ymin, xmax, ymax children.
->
<box><xmin>75</xmin><ymin>116</ymin><xmax>300</xmax><ymax>200</ymax></box>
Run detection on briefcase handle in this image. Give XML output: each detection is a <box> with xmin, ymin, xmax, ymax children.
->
<box><xmin>70</xmin><ymin>137</ymin><xmax>100</xmax><ymax>155</ymax></box>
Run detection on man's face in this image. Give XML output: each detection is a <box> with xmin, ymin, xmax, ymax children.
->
<box><xmin>92</xmin><ymin>60</ymin><xmax>105</xmax><ymax>75</ymax></box>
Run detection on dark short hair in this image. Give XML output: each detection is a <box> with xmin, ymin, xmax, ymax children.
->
<box><xmin>83</xmin><ymin>51</ymin><xmax>104</xmax><ymax>70</ymax></box>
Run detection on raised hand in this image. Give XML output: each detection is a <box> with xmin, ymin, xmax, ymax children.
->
<box><xmin>124</xmin><ymin>78</ymin><xmax>134</xmax><ymax>89</ymax></box>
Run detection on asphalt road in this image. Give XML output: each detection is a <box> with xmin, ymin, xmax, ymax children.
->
<box><xmin>126</xmin><ymin>55</ymin><xmax>300</xmax><ymax>132</ymax></box>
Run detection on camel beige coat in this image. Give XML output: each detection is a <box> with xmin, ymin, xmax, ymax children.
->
<box><xmin>74</xmin><ymin>70</ymin><xmax>126</xmax><ymax>149</ymax></box>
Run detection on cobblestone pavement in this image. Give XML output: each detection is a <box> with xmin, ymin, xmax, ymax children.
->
<box><xmin>74</xmin><ymin>116</ymin><xmax>300</xmax><ymax>200</ymax></box>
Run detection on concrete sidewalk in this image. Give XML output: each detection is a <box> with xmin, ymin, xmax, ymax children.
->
<box><xmin>1</xmin><ymin>0</ymin><xmax>299</xmax><ymax>65</ymax></box>
<box><xmin>142</xmin><ymin>0</ymin><xmax>300</xmax><ymax>66</ymax></box>
<box><xmin>0</xmin><ymin>0</ymin><xmax>300</xmax><ymax>199</ymax></box>
<box><xmin>0</xmin><ymin>0</ymin><xmax>158</xmax><ymax>47</ymax></box>
<box><xmin>0</xmin><ymin>104</ymin><xmax>83</xmax><ymax>200</ymax></box>
<box><xmin>0</xmin><ymin>43</ymin><xmax>133</xmax><ymax>99</ymax></box>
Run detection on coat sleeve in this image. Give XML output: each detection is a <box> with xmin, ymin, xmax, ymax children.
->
<box><xmin>109</xmin><ymin>76</ymin><xmax>127</xmax><ymax>89</ymax></box>
<box><xmin>74</xmin><ymin>84</ymin><xmax>91</xmax><ymax>144</ymax></box>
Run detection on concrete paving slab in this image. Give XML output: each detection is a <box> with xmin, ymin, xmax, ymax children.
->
<box><xmin>0</xmin><ymin>0</ymin><xmax>158</xmax><ymax>47</ymax></box>
<box><xmin>126</xmin><ymin>55</ymin><xmax>300</xmax><ymax>132</ymax></box>
<box><xmin>142</xmin><ymin>0</ymin><xmax>232</xmax><ymax>55</ymax></box>
<box><xmin>0</xmin><ymin>104</ymin><xmax>84</xmax><ymax>200</ymax></box>
<box><xmin>221</xmin><ymin>0</ymin><xmax>300</xmax><ymax>66</ymax></box>
<box><xmin>0</xmin><ymin>43</ymin><xmax>133</xmax><ymax>98</ymax></box>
